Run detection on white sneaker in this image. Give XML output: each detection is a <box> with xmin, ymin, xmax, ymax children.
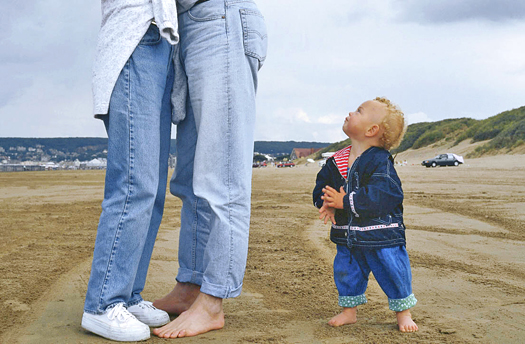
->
<box><xmin>127</xmin><ymin>301</ymin><xmax>170</xmax><ymax>327</ymax></box>
<box><xmin>81</xmin><ymin>303</ymin><xmax>150</xmax><ymax>342</ymax></box>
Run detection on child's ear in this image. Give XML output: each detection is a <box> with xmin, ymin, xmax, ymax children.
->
<box><xmin>365</xmin><ymin>124</ymin><xmax>380</xmax><ymax>137</ymax></box>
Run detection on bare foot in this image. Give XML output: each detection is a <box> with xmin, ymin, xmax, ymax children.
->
<box><xmin>328</xmin><ymin>307</ymin><xmax>357</xmax><ymax>327</ymax></box>
<box><xmin>152</xmin><ymin>292</ymin><xmax>225</xmax><ymax>338</ymax></box>
<box><xmin>397</xmin><ymin>310</ymin><xmax>418</xmax><ymax>332</ymax></box>
<box><xmin>153</xmin><ymin>282</ymin><xmax>200</xmax><ymax>315</ymax></box>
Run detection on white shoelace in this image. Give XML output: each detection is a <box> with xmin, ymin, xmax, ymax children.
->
<box><xmin>107</xmin><ymin>303</ymin><xmax>135</xmax><ymax>323</ymax></box>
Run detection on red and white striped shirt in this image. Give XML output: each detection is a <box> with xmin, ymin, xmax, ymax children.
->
<box><xmin>332</xmin><ymin>146</ymin><xmax>351</xmax><ymax>179</ymax></box>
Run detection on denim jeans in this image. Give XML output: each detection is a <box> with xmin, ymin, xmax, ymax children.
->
<box><xmin>334</xmin><ymin>245</ymin><xmax>417</xmax><ymax>312</ymax></box>
<box><xmin>84</xmin><ymin>24</ymin><xmax>174</xmax><ymax>314</ymax></box>
<box><xmin>171</xmin><ymin>0</ymin><xmax>267</xmax><ymax>298</ymax></box>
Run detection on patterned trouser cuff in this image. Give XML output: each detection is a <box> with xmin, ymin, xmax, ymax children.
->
<box><xmin>388</xmin><ymin>293</ymin><xmax>417</xmax><ymax>311</ymax></box>
<box><xmin>339</xmin><ymin>294</ymin><xmax>367</xmax><ymax>308</ymax></box>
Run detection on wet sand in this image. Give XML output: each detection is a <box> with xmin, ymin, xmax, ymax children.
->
<box><xmin>1</xmin><ymin>154</ymin><xmax>524</xmax><ymax>343</ymax></box>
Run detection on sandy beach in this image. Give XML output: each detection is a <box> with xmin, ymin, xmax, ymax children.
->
<box><xmin>1</xmin><ymin>154</ymin><xmax>525</xmax><ymax>343</ymax></box>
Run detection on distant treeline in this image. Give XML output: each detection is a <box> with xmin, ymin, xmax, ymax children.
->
<box><xmin>0</xmin><ymin>138</ymin><xmax>331</xmax><ymax>156</ymax></box>
<box><xmin>254</xmin><ymin>141</ymin><xmax>330</xmax><ymax>154</ymax></box>
<box><xmin>0</xmin><ymin>137</ymin><xmax>109</xmax><ymax>153</ymax></box>
<box><xmin>312</xmin><ymin>105</ymin><xmax>525</xmax><ymax>159</ymax></box>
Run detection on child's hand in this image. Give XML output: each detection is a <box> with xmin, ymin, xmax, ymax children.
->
<box><xmin>321</xmin><ymin>185</ymin><xmax>346</xmax><ymax>209</ymax></box>
<box><xmin>319</xmin><ymin>203</ymin><xmax>336</xmax><ymax>224</ymax></box>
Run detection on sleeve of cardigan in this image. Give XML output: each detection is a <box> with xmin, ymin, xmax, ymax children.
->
<box><xmin>152</xmin><ymin>0</ymin><xmax>180</xmax><ymax>44</ymax></box>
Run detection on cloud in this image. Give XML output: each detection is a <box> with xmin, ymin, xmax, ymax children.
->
<box><xmin>255</xmin><ymin>107</ymin><xmax>345</xmax><ymax>142</ymax></box>
<box><xmin>0</xmin><ymin>75</ymin><xmax>106</xmax><ymax>137</ymax></box>
<box><xmin>273</xmin><ymin>108</ymin><xmax>311</xmax><ymax>124</ymax></box>
<box><xmin>317</xmin><ymin>114</ymin><xmax>343</xmax><ymax>125</ymax></box>
<box><xmin>0</xmin><ymin>0</ymin><xmax>99</xmax><ymax>126</ymax></box>
<box><xmin>2</xmin><ymin>0</ymin><xmax>525</xmax><ymax>142</ymax></box>
<box><xmin>295</xmin><ymin>109</ymin><xmax>312</xmax><ymax>123</ymax></box>
<box><xmin>394</xmin><ymin>0</ymin><xmax>525</xmax><ymax>24</ymax></box>
<box><xmin>405</xmin><ymin>112</ymin><xmax>433</xmax><ymax>125</ymax></box>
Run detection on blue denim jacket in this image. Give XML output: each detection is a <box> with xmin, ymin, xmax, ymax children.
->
<box><xmin>313</xmin><ymin>146</ymin><xmax>406</xmax><ymax>249</ymax></box>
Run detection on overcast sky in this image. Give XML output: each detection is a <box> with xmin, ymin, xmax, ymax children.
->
<box><xmin>1</xmin><ymin>0</ymin><xmax>524</xmax><ymax>142</ymax></box>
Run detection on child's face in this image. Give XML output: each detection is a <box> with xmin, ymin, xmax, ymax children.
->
<box><xmin>342</xmin><ymin>100</ymin><xmax>386</xmax><ymax>140</ymax></box>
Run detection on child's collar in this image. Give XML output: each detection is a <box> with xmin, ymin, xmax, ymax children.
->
<box><xmin>332</xmin><ymin>145</ymin><xmax>351</xmax><ymax>179</ymax></box>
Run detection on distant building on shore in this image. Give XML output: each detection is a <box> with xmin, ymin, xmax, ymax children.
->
<box><xmin>289</xmin><ymin>148</ymin><xmax>322</xmax><ymax>160</ymax></box>
<box><xmin>79</xmin><ymin>158</ymin><xmax>107</xmax><ymax>170</ymax></box>
<box><xmin>0</xmin><ymin>164</ymin><xmax>45</xmax><ymax>172</ymax></box>
<box><xmin>0</xmin><ymin>158</ymin><xmax>107</xmax><ymax>172</ymax></box>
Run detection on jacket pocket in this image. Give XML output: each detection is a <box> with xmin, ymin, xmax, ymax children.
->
<box><xmin>240</xmin><ymin>9</ymin><xmax>267</xmax><ymax>70</ymax></box>
<box><xmin>371</xmin><ymin>214</ymin><xmax>393</xmax><ymax>225</ymax></box>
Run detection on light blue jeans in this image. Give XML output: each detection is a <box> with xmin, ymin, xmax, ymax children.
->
<box><xmin>171</xmin><ymin>0</ymin><xmax>267</xmax><ymax>298</ymax></box>
<box><xmin>84</xmin><ymin>24</ymin><xmax>174</xmax><ymax>314</ymax></box>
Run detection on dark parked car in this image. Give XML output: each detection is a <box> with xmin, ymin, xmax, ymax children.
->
<box><xmin>422</xmin><ymin>153</ymin><xmax>464</xmax><ymax>168</ymax></box>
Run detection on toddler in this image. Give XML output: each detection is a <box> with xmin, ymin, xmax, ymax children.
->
<box><xmin>313</xmin><ymin>97</ymin><xmax>418</xmax><ymax>332</ymax></box>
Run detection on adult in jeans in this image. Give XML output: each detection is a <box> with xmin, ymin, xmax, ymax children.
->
<box><xmin>81</xmin><ymin>0</ymin><xmax>266</xmax><ymax>341</ymax></box>
<box><xmin>80</xmin><ymin>0</ymin><xmax>181</xmax><ymax>342</ymax></box>
<box><xmin>152</xmin><ymin>0</ymin><xmax>267</xmax><ymax>338</ymax></box>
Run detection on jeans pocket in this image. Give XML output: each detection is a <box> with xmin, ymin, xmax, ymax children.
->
<box><xmin>139</xmin><ymin>24</ymin><xmax>161</xmax><ymax>45</ymax></box>
<box><xmin>240</xmin><ymin>9</ymin><xmax>267</xmax><ymax>70</ymax></box>
<box><xmin>188</xmin><ymin>3</ymin><xmax>225</xmax><ymax>21</ymax></box>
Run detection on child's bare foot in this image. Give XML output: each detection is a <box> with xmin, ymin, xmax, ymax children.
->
<box><xmin>328</xmin><ymin>307</ymin><xmax>357</xmax><ymax>327</ymax></box>
<box><xmin>153</xmin><ymin>282</ymin><xmax>200</xmax><ymax>315</ymax></box>
<box><xmin>152</xmin><ymin>292</ymin><xmax>224</xmax><ymax>338</ymax></box>
<box><xmin>396</xmin><ymin>310</ymin><xmax>418</xmax><ymax>332</ymax></box>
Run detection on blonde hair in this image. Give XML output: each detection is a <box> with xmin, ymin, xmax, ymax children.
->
<box><xmin>374</xmin><ymin>96</ymin><xmax>406</xmax><ymax>150</ymax></box>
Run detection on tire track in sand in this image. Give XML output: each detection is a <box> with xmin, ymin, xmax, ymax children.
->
<box><xmin>405</xmin><ymin>203</ymin><xmax>525</xmax><ymax>344</ymax></box>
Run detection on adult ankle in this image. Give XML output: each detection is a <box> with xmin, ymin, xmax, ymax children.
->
<box><xmin>197</xmin><ymin>293</ymin><xmax>223</xmax><ymax>313</ymax></box>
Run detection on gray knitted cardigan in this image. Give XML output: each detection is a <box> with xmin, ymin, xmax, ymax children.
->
<box><xmin>92</xmin><ymin>0</ymin><xmax>196</xmax><ymax>123</ymax></box>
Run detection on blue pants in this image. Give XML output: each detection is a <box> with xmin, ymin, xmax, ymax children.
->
<box><xmin>84</xmin><ymin>24</ymin><xmax>174</xmax><ymax>314</ymax></box>
<box><xmin>171</xmin><ymin>0</ymin><xmax>267</xmax><ymax>299</ymax></box>
<box><xmin>334</xmin><ymin>245</ymin><xmax>417</xmax><ymax>312</ymax></box>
